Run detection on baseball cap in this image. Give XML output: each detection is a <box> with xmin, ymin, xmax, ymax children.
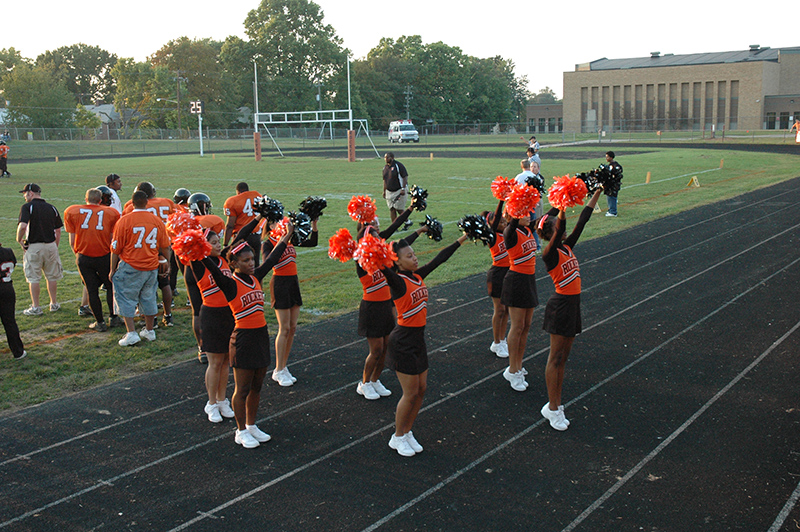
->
<box><xmin>19</xmin><ymin>183</ymin><xmax>41</xmax><ymax>193</ymax></box>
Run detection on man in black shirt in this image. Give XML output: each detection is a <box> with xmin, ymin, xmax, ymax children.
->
<box><xmin>603</xmin><ymin>151</ymin><xmax>623</xmax><ymax>217</ymax></box>
<box><xmin>382</xmin><ymin>152</ymin><xmax>409</xmax><ymax>222</ymax></box>
<box><xmin>16</xmin><ymin>183</ymin><xmax>64</xmax><ymax>315</ymax></box>
<box><xmin>0</xmin><ymin>242</ymin><xmax>26</xmax><ymax>358</ymax></box>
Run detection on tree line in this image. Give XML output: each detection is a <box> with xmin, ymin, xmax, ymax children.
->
<box><xmin>0</xmin><ymin>0</ymin><xmax>543</xmax><ymax>135</ymax></box>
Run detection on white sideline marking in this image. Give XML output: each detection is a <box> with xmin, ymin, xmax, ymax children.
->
<box><xmin>769</xmin><ymin>480</ymin><xmax>800</xmax><ymax>532</ymax></box>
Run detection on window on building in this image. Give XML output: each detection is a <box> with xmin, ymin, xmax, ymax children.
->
<box><xmin>539</xmin><ymin>118</ymin><xmax>546</xmax><ymax>132</ymax></box>
<box><xmin>657</xmin><ymin>84</ymin><xmax>666</xmax><ymax>129</ymax></box>
<box><xmin>729</xmin><ymin>81</ymin><xmax>739</xmax><ymax>130</ymax></box>
<box><xmin>558</xmin><ymin>117</ymin><xmax>563</xmax><ymax>132</ymax></box>
<box><xmin>766</xmin><ymin>112</ymin><xmax>776</xmax><ymax>129</ymax></box>
<box><xmin>624</xmin><ymin>85</ymin><xmax>632</xmax><ymax>131</ymax></box>
<box><xmin>613</xmin><ymin>85</ymin><xmax>621</xmax><ymax>131</ymax></box>
<box><xmin>602</xmin><ymin>86</ymin><xmax>610</xmax><ymax>131</ymax></box>
<box><xmin>780</xmin><ymin>112</ymin><xmax>790</xmax><ymax>129</ymax></box>
<box><xmin>693</xmin><ymin>82</ymin><xmax>702</xmax><ymax>130</ymax></box>
<box><xmin>646</xmin><ymin>84</ymin><xmax>655</xmax><ymax>130</ymax></box>
<box><xmin>548</xmin><ymin>117</ymin><xmax>556</xmax><ymax>133</ymax></box>
<box><xmin>705</xmin><ymin>81</ymin><xmax>714</xmax><ymax>131</ymax></box>
<box><xmin>681</xmin><ymin>83</ymin><xmax>689</xmax><ymax>129</ymax></box>
<box><xmin>635</xmin><ymin>85</ymin><xmax>643</xmax><ymax>130</ymax></box>
<box><xmin>669</xmin><ymin>83</ymin><xmax>678</xmax><ymax>130</ymax></box>
<box><xmin>717</xmin><ymin>81</ymin><xmax>726</xmax><ymax>131</ymax></box>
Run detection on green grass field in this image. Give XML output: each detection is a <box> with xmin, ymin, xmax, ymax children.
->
<box><xmin>0</xmin><ymin>143</ymin><xmax>797</xmax><ymax>412</ymax></box>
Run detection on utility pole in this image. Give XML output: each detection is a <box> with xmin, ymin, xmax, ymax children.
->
<box><xmin>315</xmin><ymin>82</ymin><xmax>324</xmax><ymax>112</ymax></box>
<box><xmin>404</xmin><ymin>85</ymin><xmax>413</xmax><ymax>120</ymax></box>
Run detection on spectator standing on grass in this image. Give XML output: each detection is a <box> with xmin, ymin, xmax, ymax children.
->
<box><xmin>603</xmin><ymin>151</ymin><xmax>623</xmax><ymax>217</ymax></box>
<box><xmin>105</xmin><ymin>174</ymin><xmax>123</xmax><ymax>213</ymax></box>
<box><xmin>790</xmin><ymin>118</ymin><xmax>800</xmax><ymax>144</ymax></box>
<box><xmin>0</xmin><ymin>141</ymin><xmax>10</xmax><ymax>177</ymax></box>
<box><xmin>514</xmin><ymin>159</ymin><xmax>535</xmax><ymax>186</ymax></box>
<box><xmin>223</xmin><ymin>182</ymin><xmax>263</xmax><ymax>264</ymax></box>
<box><xmin>111</xmin><ymin>191</ymin><xmax>170</xmax><ymax>347</ymax></box>
<box><xmin>382</xmin><ymin>152</ymin><xmax>409</xmax><ymax>222</ymax></box>
<box><xmin>16</xmin><ymin>183</ymin><xmax>63</xmax><ymax>316</ymax></box>
<box><xmin>64</xmin><ymin>188</ymin><xmax>121</xmax><ymax>332</ymax></box>
<box><xmin>0</xmin><ymin>241</ymin><xmax>26</xmax><ymax>359</ymax></box>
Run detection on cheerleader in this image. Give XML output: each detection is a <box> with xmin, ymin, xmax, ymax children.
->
<box><xmin>483</xmin><ymin>201</ymin><xmax>509</xmax><ymax>358</ymax></box>
<box><xmin>499</xmin><ymin>206</ymin><xmax>538</xmax><ymax>392</ymax></box>
<box><xmin>537</xmin><ymin>188</ymin><xmax>603</xmax><ymax>430</ymax></box>
<box><xmin>262</xmin><ymin>217</ymin><xmax>319</xmax><ymax>387</ymax></box>
<box><xmin>381</xmin><ymin>233</ymin><xmax>468</xmax><ymax>457</ymax></box>
<box><xmin>197</xmin><ymin>221</ymin><xmax>294</xmax><ymax>448</ymax></box>
<box><xmin>355</xmin><ymin>207</ymin><xmax>427</xmax><ymax>400</ymax></box>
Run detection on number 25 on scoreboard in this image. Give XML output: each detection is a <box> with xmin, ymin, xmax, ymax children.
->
<box><xmin>189</xmin><ymin>101</ymin><xmax>204</xmax><ymax>115</ymax></box>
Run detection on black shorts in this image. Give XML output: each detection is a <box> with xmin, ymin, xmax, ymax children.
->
<box><xmin>229</xmin><ymin>326</ymin><xmax>271</xmax><ymax>369</ymax></box>
<box><xmin>542</xmin><ymin>293</ymin><xmax>581</xmax><ymax>337</ymax></box>
<box><xmin>386</xmin><ymin>325</ymin><xmax>428</xmax><ymax>375</ymax></box>
<box><xmin>200</xmin><ymin>305</ymin><xmax>235</xmax><ymax>354</ymax></box>
<box><xmin>486</xmin><ymin>266</ymin><xmax>509</xmax><ymax>299</ymax></box>
<box><xmin>500</xmin><ymin>270</ymin><xmax>539</xmax><ymax>309</ymax></box>
<box><xmin>358</xmin><ymin>299</ymin><xmax>396</xmax><ymax>338</ymax></box>
<box><xmin>270</xmin><ymin>275</ymin><xmax>302</xmax><ymax>309</ymax></box>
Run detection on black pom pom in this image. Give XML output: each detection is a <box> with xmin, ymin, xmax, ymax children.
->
<box><xmin>409</xmin><ymin>185</ymin><xmax>428</xmax><ymax>211</ymax></box>
<box><xmin>253</xmin><ymin>195</ymin><xmax>284</xmax><ymax>224</ymax></box>
<box><xmin>299</xmin><ymin>196</ymin><xmax>327</xmax><ymax>220</ymax></box>
<box><xmin>287</xmin><ymin>211</ymin><xmax>313</xmax><ymax>245</ymax></box>
<box><xmin>457</xmin><ymin>214</ymin><xmax>496</xmax><ymax>247</ymax></box>
<box><xmin>524</xmin><ymin>174</ymin><xmax>545</xmax><ymax>196</ymax></box>
<box><xmin>421</xmin><ymin>215</ymin><xmax>443</xmax><ymax>242</ymax></box>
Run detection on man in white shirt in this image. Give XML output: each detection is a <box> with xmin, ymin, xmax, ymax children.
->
<box><xmin>514</xmin><ymin>159</ymin><xmax>535</xmax><ymax>185</ymax></box>
<box><xmin>105</xmin><ymin>173</ymin><xmax>123</xmax><ymax>213</ymax></box>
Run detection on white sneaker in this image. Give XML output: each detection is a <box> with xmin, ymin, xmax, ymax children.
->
<box><xmin>217</xmin><ymin>398</ymin><xmax>235</xmax><ymax>419</ymax></box>
<box><xmin>204</xmin><ymin>402</ymin><xmax>222</xmax><ymax>423</ymax></box>
<box><xmin>503</xmin><ymin>367</ymin><xmax>527</xmax><ymax>392</ymax></box>
<box><xmin>283</xmin><ymin>366</ymin><xmax>297</xmax><ymax>383</ymax></box>
<box><xmin>139</xmin><ymin>327</ymin><xmax>156</xmax><ymax>341</ymax></box>
<box><xmin>118</xmin><ymin>331</ymin><xmax>141</xmax><ymax>346</ymax></box>
<box><xmin>272</xmin><ymin>368</ymin><xmax>294</xmax><ymax>387</ymax></box>
<box><xmin>405</xmin><ymin>431</ymin><xmax>423</xmax><ymax>453</ymax></box>
<box><xmin>498</xmin><ymin>340</ymin><xmax>509</xmax><ymax>358</ymax></box>
<box><xmin>490</xmin><ymin>341</ymin><xmax>501</xmax><ymax>355</ymax></box>
<box><xmin>372</xmin><ymin>379</ymin><xmax>392</xmax><ymax>397</ymax></box>
<box><xmin>246</xmin><ymin>424</ymin><xmax>271</xmax><ymax>443</ymax></box>
<box><xmin>23</xmin><ymin>306</ymin><xmax>43</xmax><ymax>316</ymax></box>
<box><xmin>235</xmin><ymin>429</ymin><xmax>260</xmax><ymax>448</ymax></box>
<box><xmin>541</xmin><ymin>403</ymin><xmax>568</xmax><ymax>431</ymax></box>
<box><xmin>388</xmin><ymin>434</ymin><xmax>415</xmax><ymax>457</ymax></box>
<box><xmin>559</xmin><ymin>405</ymin><xmax>570</xmax><ymax>426</ymax></box>
<box><xmin>357</xmin><ymin>381</ymin><xmax>380</xmax><ymax>400</ymax></box>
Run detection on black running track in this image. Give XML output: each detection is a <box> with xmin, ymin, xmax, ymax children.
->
<box><xmin>2</xmin><ymin>178</ymin><xmax>800</xmax><ymax>532</ymax></box>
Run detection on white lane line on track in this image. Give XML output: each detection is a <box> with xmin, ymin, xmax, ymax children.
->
<box><xmin>175</xmin><ymin>226</ymin><xmax>800</xmax><ymax>531</ymax></box>
<box><xmin>768</xmin><ymin>478</ymin><xmax>800</xmax><ymax>532</ymax></box>
<box><xmin>2</xmin><ymin>199</ymin><xmax>798</xmax><ymax>528</ymax></box>
<box><xmin>363</xmin><ymin>258</ymin><xmax>800</xmax><ymax>532</ymax></box>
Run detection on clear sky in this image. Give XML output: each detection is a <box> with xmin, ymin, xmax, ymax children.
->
<box><xmin>6</xmin><ymin>0</ymin><xmax>797</xmax><ymax>99</ymax></box>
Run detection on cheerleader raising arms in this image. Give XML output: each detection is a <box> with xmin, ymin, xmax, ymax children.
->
<box><xmin>484</xmin><ymin>200</ymin><xmax>509</xmax><ymax>358</ymax></box>
<box><xmin>537</xmin><ymin>188</ymin><xmax>603</xmax><ymax>431</ymax></box>
<box><xmin>380</xmin><ymin>233</ymin><xmax>468</xmax><ymax>457</ymax></box>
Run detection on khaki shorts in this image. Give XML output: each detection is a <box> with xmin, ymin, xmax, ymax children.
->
<box><xmin>23</xmin><ymin>242</ymin><xmax>63</xmax><ymax>284</ymax></box>
<box><xmin>384</xmin><ymin>187</ymin><xmax>408</xmax><ymax>211</ymax></box>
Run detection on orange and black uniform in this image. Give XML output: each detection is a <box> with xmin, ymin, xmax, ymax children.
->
<box><xmin>200</xmin><ymin>234</ymin><xmax>288</xmax><ymax>369</ymax></box>
<box><xmin>356</xmin><ymin>209</ymin><xmax>419</xmax><ymax>338</ymax></box>
<box><xmin>486</xmin><ymin>201</ymin><xmax>510</xmax><ymax>299</ymax></box>
<box><xmin>381</xmin><ymin>240</ymin><xmax>462</xmax><ymax>375</ymax></box>
<box><xmin>262</xmin><ymin>228</ymin><xmax>318</xmax><ymax>310</ymax></box>
<box><xmin>0</xmin><ymin>143</ymin><xmax>10</xmax><ymax>176</ymax></box>
<box><xmin>500</xmin><ymin>218</ymin><xmax>539</xmax><ymax>309</ymax></box>
<box><xmin>223</xmin><ymin>190</ymin><xmax>262</xmax><ymax>262</ymax></box>
<box><xmin>541</xmin><ymin>206</ymin><xmax>593</xmax><ymax>337</ymax></box>
<box><xmin>0</xmin><ymin>246</ymin><xmax>24</xmax><ymax>358</ymax></box>
<box><xmin>64</xmin><ymin>203</ymin><xmax>120</xmax><ymax>323</ymax></box>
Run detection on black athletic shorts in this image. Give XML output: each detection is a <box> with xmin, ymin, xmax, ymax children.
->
<box><xmin>200</xmin><ymin>305</ymin><xmax>235</xmax><ymax>354</ymax></box>
<box><xmin>270</xmin><ymin>274</ymin><xmax>302</xmax><ymax>309</ymax></box>
<box><xmin>500</xmin><ymin>270</ymin><xmax>538</xmax><ymax>309</ymax></box>
<box><xmin>357</xmin><ymin>299</ymin><xmax>396</xmax><ymax>338</ymax></box>
<box><xmin>542</xmin><ymin>293</ymin><xmax>581</xmax><ymax>337</ymax></box>
<box><xmin>229</xmin><ymin>326</ymin><xmax>271</xmax><ymax>369</ymax></box>
<box><xmin>386</xmin><ymin>325</ymin><xmax>428</xmax><ymax>375</ymax></box>
<box><xmin>487</xmin><ymin>265</ymin><xmax>509</xmax><ymax>299</ymax></box>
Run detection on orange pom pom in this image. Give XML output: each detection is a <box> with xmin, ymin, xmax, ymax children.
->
<box><xmin>491</xmin><ymin>176</ymin><xmax>515</xmax><ymax>201</ymax></box>
<box><xmin>173</xmin><ymin>229</ymin><xmax>213</xmax><ymax>265</ymax></box>
<box><xmin>328</xmin><ymin>228</ymin><xmax>357</xmax><ymax>262</ymax></box>
<box><xmin>547</xmin><ymin>175</ymin><xmax>589</xmax><ymax>210</ymax></box>
<box><xmin>166</xmin><ymin>211</ymin><xmax>201</xmax><ymax>240</ymax></box>
<box><xmin>347</xmin><ymin>195</ymin><xmax>377</xmax><ymax>224</ymax></box>
<box><xmin>353</xmin><ymin>234</ymin><xmax>397</xmax><ymax>275</ymax></box>
<box><xmin>269</xmin><ymin>217</ymin><xmax>289</xmax><ymax>240</ymax></box>
<box><xmin>504</xmin><ymin>182</ymin><xmax>541</xmax><ymax>219</ymax></box>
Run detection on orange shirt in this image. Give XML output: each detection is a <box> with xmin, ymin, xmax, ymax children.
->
<box><xmin>394</xmin><ymin>273</ymin><xmax>428</xmax><ymax>327</ymax></box>
<box><xmin>229</xmin><ymin>272</ymin><xmax>267</xmax><ymax>329</ymax></box>
<box><xmin>197</xmin><ymin>256</ymin><xmax>232</xmax><ymax>308</ymax></box>
<box><xmin>269</xmin><ymin>234</ymin><xmax>297</xmax><ymax>276</ymax></box>
<box><xmin>111</xmin><ymin>210</ymin><xmax>170</xmax><ymax>271</ymax></box>
<box><xmin>548</xmin><ymin>245</ymin><xmax>581</xmax><ymax>295</ymax></box>
<box><xmin>223</xmin><ymin>191</ymin><xmax>262</xmax><ymax>234</ymax></box>
<box><xmin>123</xmin><ymin>197</ymin><xmax>176</xmax><ymax>224</ymax></box>
<box><xmin>0</xmin><ymin>145</ymin><xmax>9</xmax><ymax>158</ymax></box>
<box><xmin>359</xmin><ymin>269</ymin><xmax>390</xmax><ymax>301</ymax></box>
<box><xmin>64</xmin><ymin>204</ymin><xmax>120</xmax><ymax>257</ymax></box>
<box><xmin>489</xmin><ymin>233</ymin><xmax>509</xmax><ymax>268</ymax></box>
<box><xmin>507</xmin><ymin>227</ymin><xmax>537</xmax><ymax>275</ymax></box>
<box><xmin>196</xmin><ymin>214</ymin><xmax>225</xmax><ymax>237</ymax></box>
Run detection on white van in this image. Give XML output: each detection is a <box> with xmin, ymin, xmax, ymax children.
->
<box><xmin>388</xmin><ymin>120</ymin><xmax>419</xmax><ymax>143</ymax></box>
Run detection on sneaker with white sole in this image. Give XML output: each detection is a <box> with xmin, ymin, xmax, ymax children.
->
<box><xmin>118</xmin><ymin>331</ymin><xmax>141</xmax><ymax>346</ymax></box>
<box><xmin>503</xmin><ymin>367</ymin><xmax>527</xmax><ymax>392</ymax></box>
<box><xmin>49</xmin><ymin>303</ymin><xmax>61</xmax><ymax>312</ymax></box>
<box><xmin>246</xmin><ymin>424</ymin><xmax>271</xmax><ymax>443</ymax></box>
<box><xmin>284</xmin><ymin>366</ymin><xmax>297</xmax><ymax>383</ymax></box>
<box><xmin>405</xmin><ymin>431</ymin><xmax>423</xmax><ymax>453</ymax></box>
<box><xmin>357</xmin><ymin>381</ymin><xmax>380</xmax><ymax>400</ymax></box>
<box><xmin>490</xmin><ymin>341</ymin><xmax>502</xmax><ymax>355</ymax></box>
<box><xmin>23</xmin><ymin>306</ymin><xmax>43</xmax><ymax>316</ymax></box>
<box><xmin>204</xmin><ymin>402</ymin><xmax>222</xmax><ymax>423</ymax></box>
<box><xmin>235</xmin><ymin>429</ymin><xmax>260</xmax><ymax>448</ymax></box>
<box><xmin>272</xmin><ymin>368</ymin><xmax>294</xmax><ymax>387</ymax></box>
<box><xmin>139</xmin><ymin>327</ymin><xmax>156</xmax><ymax>342</ymax></box>
<box><xmin>541</xmin><ymin>403</ymin><xmax>569</xmax><ymax>431</ymax></box>
<box><xmin>498</xmin><ymin>340</ymin><xmax>509</xmax><ymax>358</ymax></box>
<box><xmin>14</xmin><ymin>350</ymin><xmax>27</xmax><ymax>360</ymax></box>
<box><xmin>372</xmin><ymin>379</ymin><xmax>392</xmax><ymax>397</ymax></box>
<box><xmin>559</xmin><ymin>405</ymin><xmax>570</xmax><ymax>426</ymax></box>
<box><xmin>217</xmin><ymin>398</ymin><xmax>235</xmax><ymax>419</ymax></box>
<box><xmin>388</xmin><ymin>434</ymin><xmax>415</xmax><ymax>457</ymax></box>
